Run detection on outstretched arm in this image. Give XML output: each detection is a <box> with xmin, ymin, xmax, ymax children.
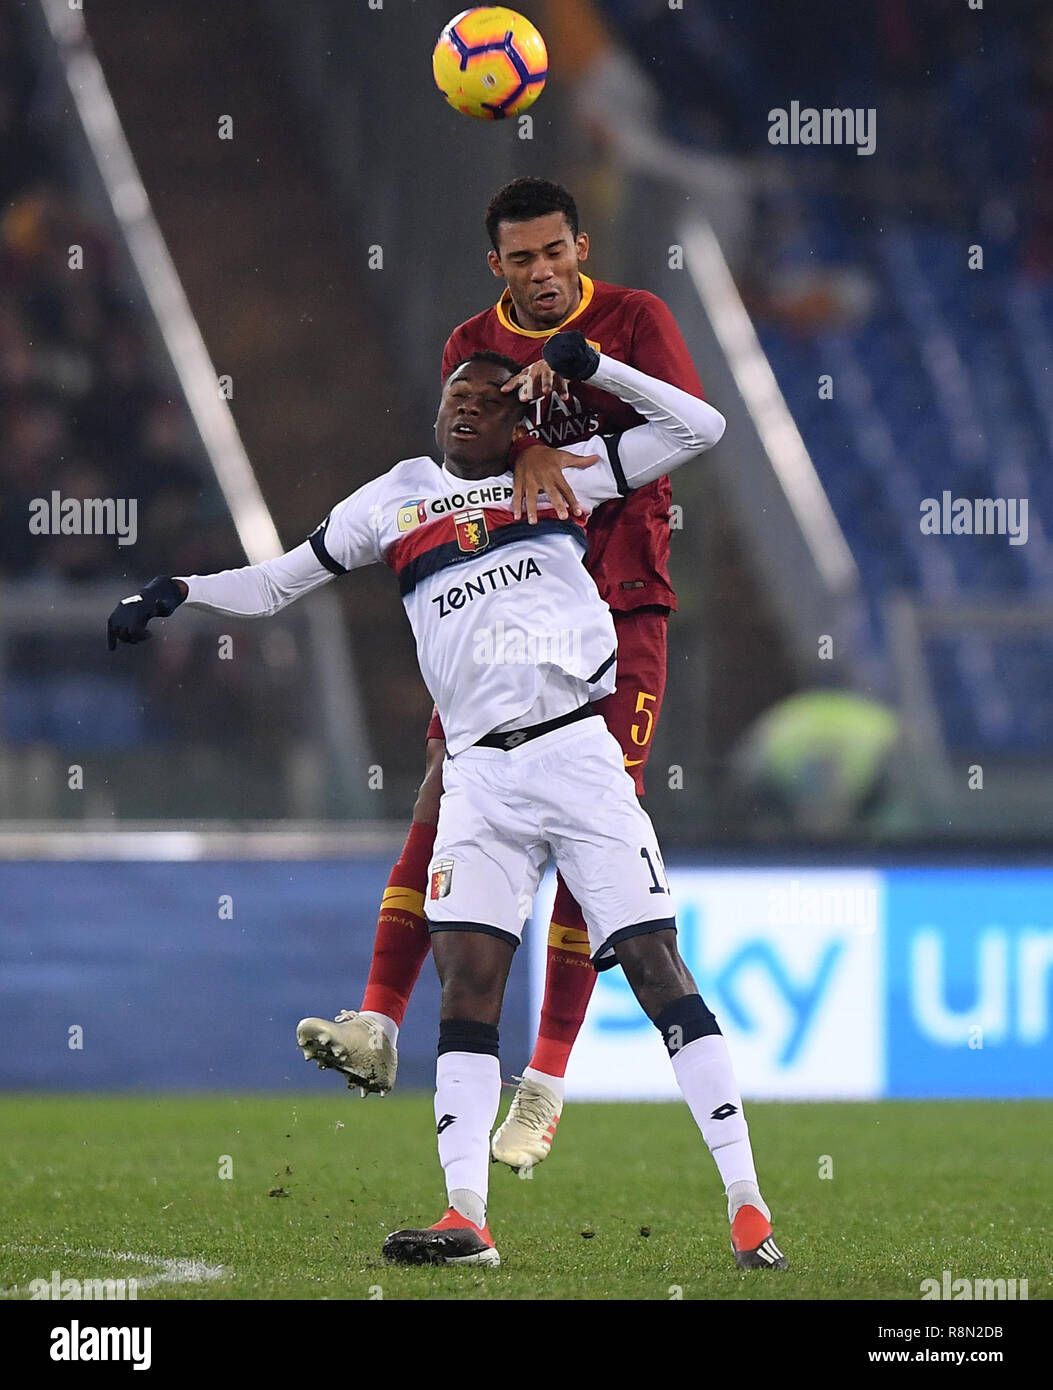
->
<box><xmin>107</xmin><ymin>481</ymin><xmax>385</xmax><ymax>647</ymax></box>
<box><xmin>177</xmin><ymin>541</ymin><xmax>335</xmax><ymax>618</ymax></box>
<box><xmin>106</xmin><ymin>543</ymin><xmax>336</xmax><ymax>648</ymax></box>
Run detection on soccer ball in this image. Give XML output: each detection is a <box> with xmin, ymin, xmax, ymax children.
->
<box><xmin>432</xmin><ymin>7</ymin><xmax>548</xmax><ymax>121</ymax></box>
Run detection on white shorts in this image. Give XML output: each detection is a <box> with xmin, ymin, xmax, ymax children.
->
<box><xmin>425</xmin><ymin>714</ymin><xmax>676</xmax><ymax>969</ymax></box>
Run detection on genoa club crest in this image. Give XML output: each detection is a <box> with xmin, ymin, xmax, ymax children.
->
<box><xmin>454</xmin><ymin>509</ymin><xmax>489</xmax><ymax>553</ymax></box>
<box><xmin>397</xmin><ymin>499</ymin><xmax>428</xmax><ymax>532</ymax></box>
<box><xmin>430</xmin><ymin>859</ymin><xmax>454</xmax><ymax>900</ymax></box>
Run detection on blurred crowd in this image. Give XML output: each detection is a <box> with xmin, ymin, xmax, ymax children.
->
<box><xmin>0</xmin><ymin>7</ymin><xmax>228</xmax><ymax>585</ymax></box>
<box><xmin>0</xmin><ymin>6</ymin><xmax>284</xmax><ymax>779</ymax></box>
<box><xmin>599</xmin><ymin>0</ymin><xmax>1053</xmax><ymax>275</ymax></box>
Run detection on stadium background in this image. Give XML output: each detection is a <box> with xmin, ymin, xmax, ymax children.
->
<box><xmin>1</xmin><ymin>0</ymin><xmax>1051</xmax><ymax>1104</ymax></box>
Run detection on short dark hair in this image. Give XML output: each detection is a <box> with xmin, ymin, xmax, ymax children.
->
<box><xmin>445</xmin><ymin>349</ymin><xmax>522</xmax><ymax>382</ymax></box>
<box><xmin>485</xmin><ymin>177</ymin><xmax>579</xmax><ymax>252</ymax></box>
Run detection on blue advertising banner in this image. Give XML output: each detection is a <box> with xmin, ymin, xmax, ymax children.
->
<box><xmin>0</xmin><ymin>859</ymin><xmax>528</xmax><ymax>1091</ymax></box>
<box><xmin>2</xmin><ymin>858</ymin><xmax>1049</xmax><ymax>1097</ymax></box>
<box><xmin>884</xmin><ymin>869</ymin><xmax>1053</xmax><ymax>1098</ymax></box>
<box><xmin>530</xmin><ymin>867</ymin><xmax>1053</xmax><ymax>1101</ymax></box>
<box><xmin>533</xmin><ymin>869</ymin><xmax>885</xmax><ymax>1100</ymax></box>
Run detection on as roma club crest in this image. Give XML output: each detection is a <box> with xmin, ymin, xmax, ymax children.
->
<box><xmin>397</xmin><ymin>499</ymin><xmax>428</xmax><ymax>532</ymax></box>
<box><xmin>430</xmin><ymin>859</ymin><xmax>455</xmax><ymax>900</ymax></box>
<box><xmin>454</xmin><ymin>509</ymin><xmax>489</xmax><ymax>553</ymax></box>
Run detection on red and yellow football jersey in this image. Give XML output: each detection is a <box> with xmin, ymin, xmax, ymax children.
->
<box><xmin>441</xmin><ymin>274</ymin><xmax>705</xmax><ymax>613</ymax></box>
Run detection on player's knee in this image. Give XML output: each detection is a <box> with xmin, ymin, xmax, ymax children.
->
<box><xmin>440</xmin><ymin>955</ymin><xmax>502</xmax><ymax>1001</ymax></box>
<box><xmin>411</xmin><ymin>740</ymin><xmax>446</xmax><ymax>825</ymax></box>
<box><xmin>439</xmin><ymin>969</ymin><xmax>503</xmax><ymax>1023</ymax></box>
<box><xmin>616</xmin><ymin>930</ymin><xmax>696</xmax><ymax>1016</ymax></box>
<box><xmin>434</xmin><ymin>938</ymin><xmax>508</xmax><ymax>1021</ymax></box>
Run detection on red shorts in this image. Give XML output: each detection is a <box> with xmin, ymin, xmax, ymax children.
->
<box><xmin>425</xmin><ymin>607</ymin><xmax>669</xmax><ymax>796</ymax></box>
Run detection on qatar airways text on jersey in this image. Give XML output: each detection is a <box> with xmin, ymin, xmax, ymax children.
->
<box><xmin>520</xmin><ymin>390</ymin><xmax>602</xmax><ymax>447</ymax></box>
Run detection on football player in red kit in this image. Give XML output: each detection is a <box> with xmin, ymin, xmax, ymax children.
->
<box><xmin>298</xmin><ymin>177</ymin><xmax>706</xmax><ymax>1169</ymax></box>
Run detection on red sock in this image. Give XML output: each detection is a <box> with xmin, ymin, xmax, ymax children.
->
<box><xmin>359</xmin><ymin>821</ymin><xmax>436</xmax><ymax>1026</ymax></box>
<box><xmin>529</xmin><ymin>875</ymin><xmax>597</xmax><ymax>1078</ymax></box>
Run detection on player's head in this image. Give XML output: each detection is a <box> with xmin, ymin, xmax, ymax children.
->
<box><xmin>436</xmin><ymin>351</ymin><xmax>526</xmax><ymax>477</ymax></box>
<box><xmin>484</xmin><ymin>177</ymin><xmax>589</xmax><ymax>332</ymax></box>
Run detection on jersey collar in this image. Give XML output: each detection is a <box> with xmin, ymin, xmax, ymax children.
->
<box><xmin>441</xmin><ymin>462</ymin><xmax>511</xmax><ymax>486</ymax></box>
<box><xmin>495</xmin><ymin>274</ymin><xmax>594</xmax><ymax>338</ymax></box>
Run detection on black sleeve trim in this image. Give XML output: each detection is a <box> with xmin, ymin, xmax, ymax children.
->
<box><xmin>604</xmin><ymin>432</ymin><xmax>630</xmax><ymax>497</ymax></box>
<box><xmin>586</xmin><ymin>649</ymin><xmax>616</xmax><ymax>686</ymax></box>
<box><xmin>309</xmin><ymin>520</ymin><xmax>348</xmax><ymax>576</ymax></box>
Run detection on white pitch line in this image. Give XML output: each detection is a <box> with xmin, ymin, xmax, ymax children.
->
<box><xmin>0</xmin><ymin>1244</ymin><xmax>228</xmax><ymax>1298</ymax></box>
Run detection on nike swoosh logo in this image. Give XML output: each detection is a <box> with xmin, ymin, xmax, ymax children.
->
<box><xmin>624</xmin><ymin>757</ymin><xmax>644</xmax><ymax>767</ymax></box>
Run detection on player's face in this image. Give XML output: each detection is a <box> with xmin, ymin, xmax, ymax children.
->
<box><xmin>435</xmin><ymin>362</ymin><xmax>523</xmax><ymax>477</ymax></box>
<box><xmin>487</xmin><ymin>212</ymin><xmax>590</xmax><ymax>331</ymax></box>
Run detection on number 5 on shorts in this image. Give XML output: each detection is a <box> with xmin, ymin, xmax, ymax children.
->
<box><xmin>630</xmin><ymin>691</ymin><xmax>657</xmax><ymax>749</ymax></box>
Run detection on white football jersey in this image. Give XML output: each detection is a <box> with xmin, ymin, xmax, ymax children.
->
<box><xmin>179</xmin><ymin>355</ymin><xmax>725</xmax><ymax>754</ymax></box>
<box><xmin>308</xmin><ymin>453</ymin><xmax>622</xmax><ymax>752</ymax></box>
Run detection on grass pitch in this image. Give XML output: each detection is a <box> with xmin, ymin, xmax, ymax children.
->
<box><xmin>0</xmin><ymin>1094</ymin><xmax>1048</xmax><ymax>1301</ymax></box>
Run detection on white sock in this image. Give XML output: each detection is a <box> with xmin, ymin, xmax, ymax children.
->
<box><xmin>522</xmin><ymin>1066</ymin><xmax>565</xmax><ymax>1103</ymax></box>
<box><xmin>726</xmin><ymin>1179</ymin><xmax>770</xmax><ymax>1223</ymax></box>
<box><xmin>670</xmin><ymin>1035</ymin><xmax>761</xmax><ymax>1197</ymax></box>
<box><xmin>435</xmin><ymin>1051</ymin><xmax>501</xmax><ymax>1220</ymax></box>
<box><xmin>360</xmin><ymin>1010</ymin><xmax>398</xmax><ymax>1048</ymax></box>
<box><xmin>449</xmin><ymin>1187</ymin><xmax>486</xmax><ymax>1227</ymax></box>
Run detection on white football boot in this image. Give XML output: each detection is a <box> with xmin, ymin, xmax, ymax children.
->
<box><xmin>490</xmin><ymin>1075</ymin><xmax>563</xmax><ymax>1170</ymax></box>
<box><xmin>296</xmin><ymin>1010</ymin><xmax>397</xmax><ymax>1095</ymax></box>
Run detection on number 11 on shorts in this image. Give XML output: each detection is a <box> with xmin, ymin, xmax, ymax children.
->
<box><xmin>640</xmin><ymin>846</ymin><xmax>669</xmax><ymax>895</ymax></box>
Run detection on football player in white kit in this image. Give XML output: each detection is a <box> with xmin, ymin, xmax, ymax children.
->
<box><xmin>107</xmin><ymin>331</ymin><xmax>787</xmax><ymax>1274</ymax></box>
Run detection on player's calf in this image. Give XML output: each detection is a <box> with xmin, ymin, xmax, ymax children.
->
<box><xmin>615</xmin><ymin>933</ymin><xmax>788</xmax><ymax>1271</ymax></box>
<box><xmin>383</xmin><ymin>1013</ymin><xmax>505</xmax><ymax>1266</ymax></box>
<box><xmin>386</xmin><ymin>934</ymin><xmax>515</xmax><ymax>1265</ymax></box>
<box><xmin>614</xmin><ymin>928</ymin><xmax>697</xmax><ymax>1020</ymax></box>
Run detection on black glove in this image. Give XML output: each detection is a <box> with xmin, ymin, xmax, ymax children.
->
<box><xmin>107</xmin><ymin>575</ymin><xmax>185</xmax><ymax>650</ymax></box>
<box><xmin>542</xmin><ymin>330</ymin><xmax>601</xmax><ymax>381</ymax></box>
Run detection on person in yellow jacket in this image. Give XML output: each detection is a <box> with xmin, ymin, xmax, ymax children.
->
<box><xmin>729</xmin><ymin>690</ymin><xmax>904</xmax><ymax>838</ymax></box>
